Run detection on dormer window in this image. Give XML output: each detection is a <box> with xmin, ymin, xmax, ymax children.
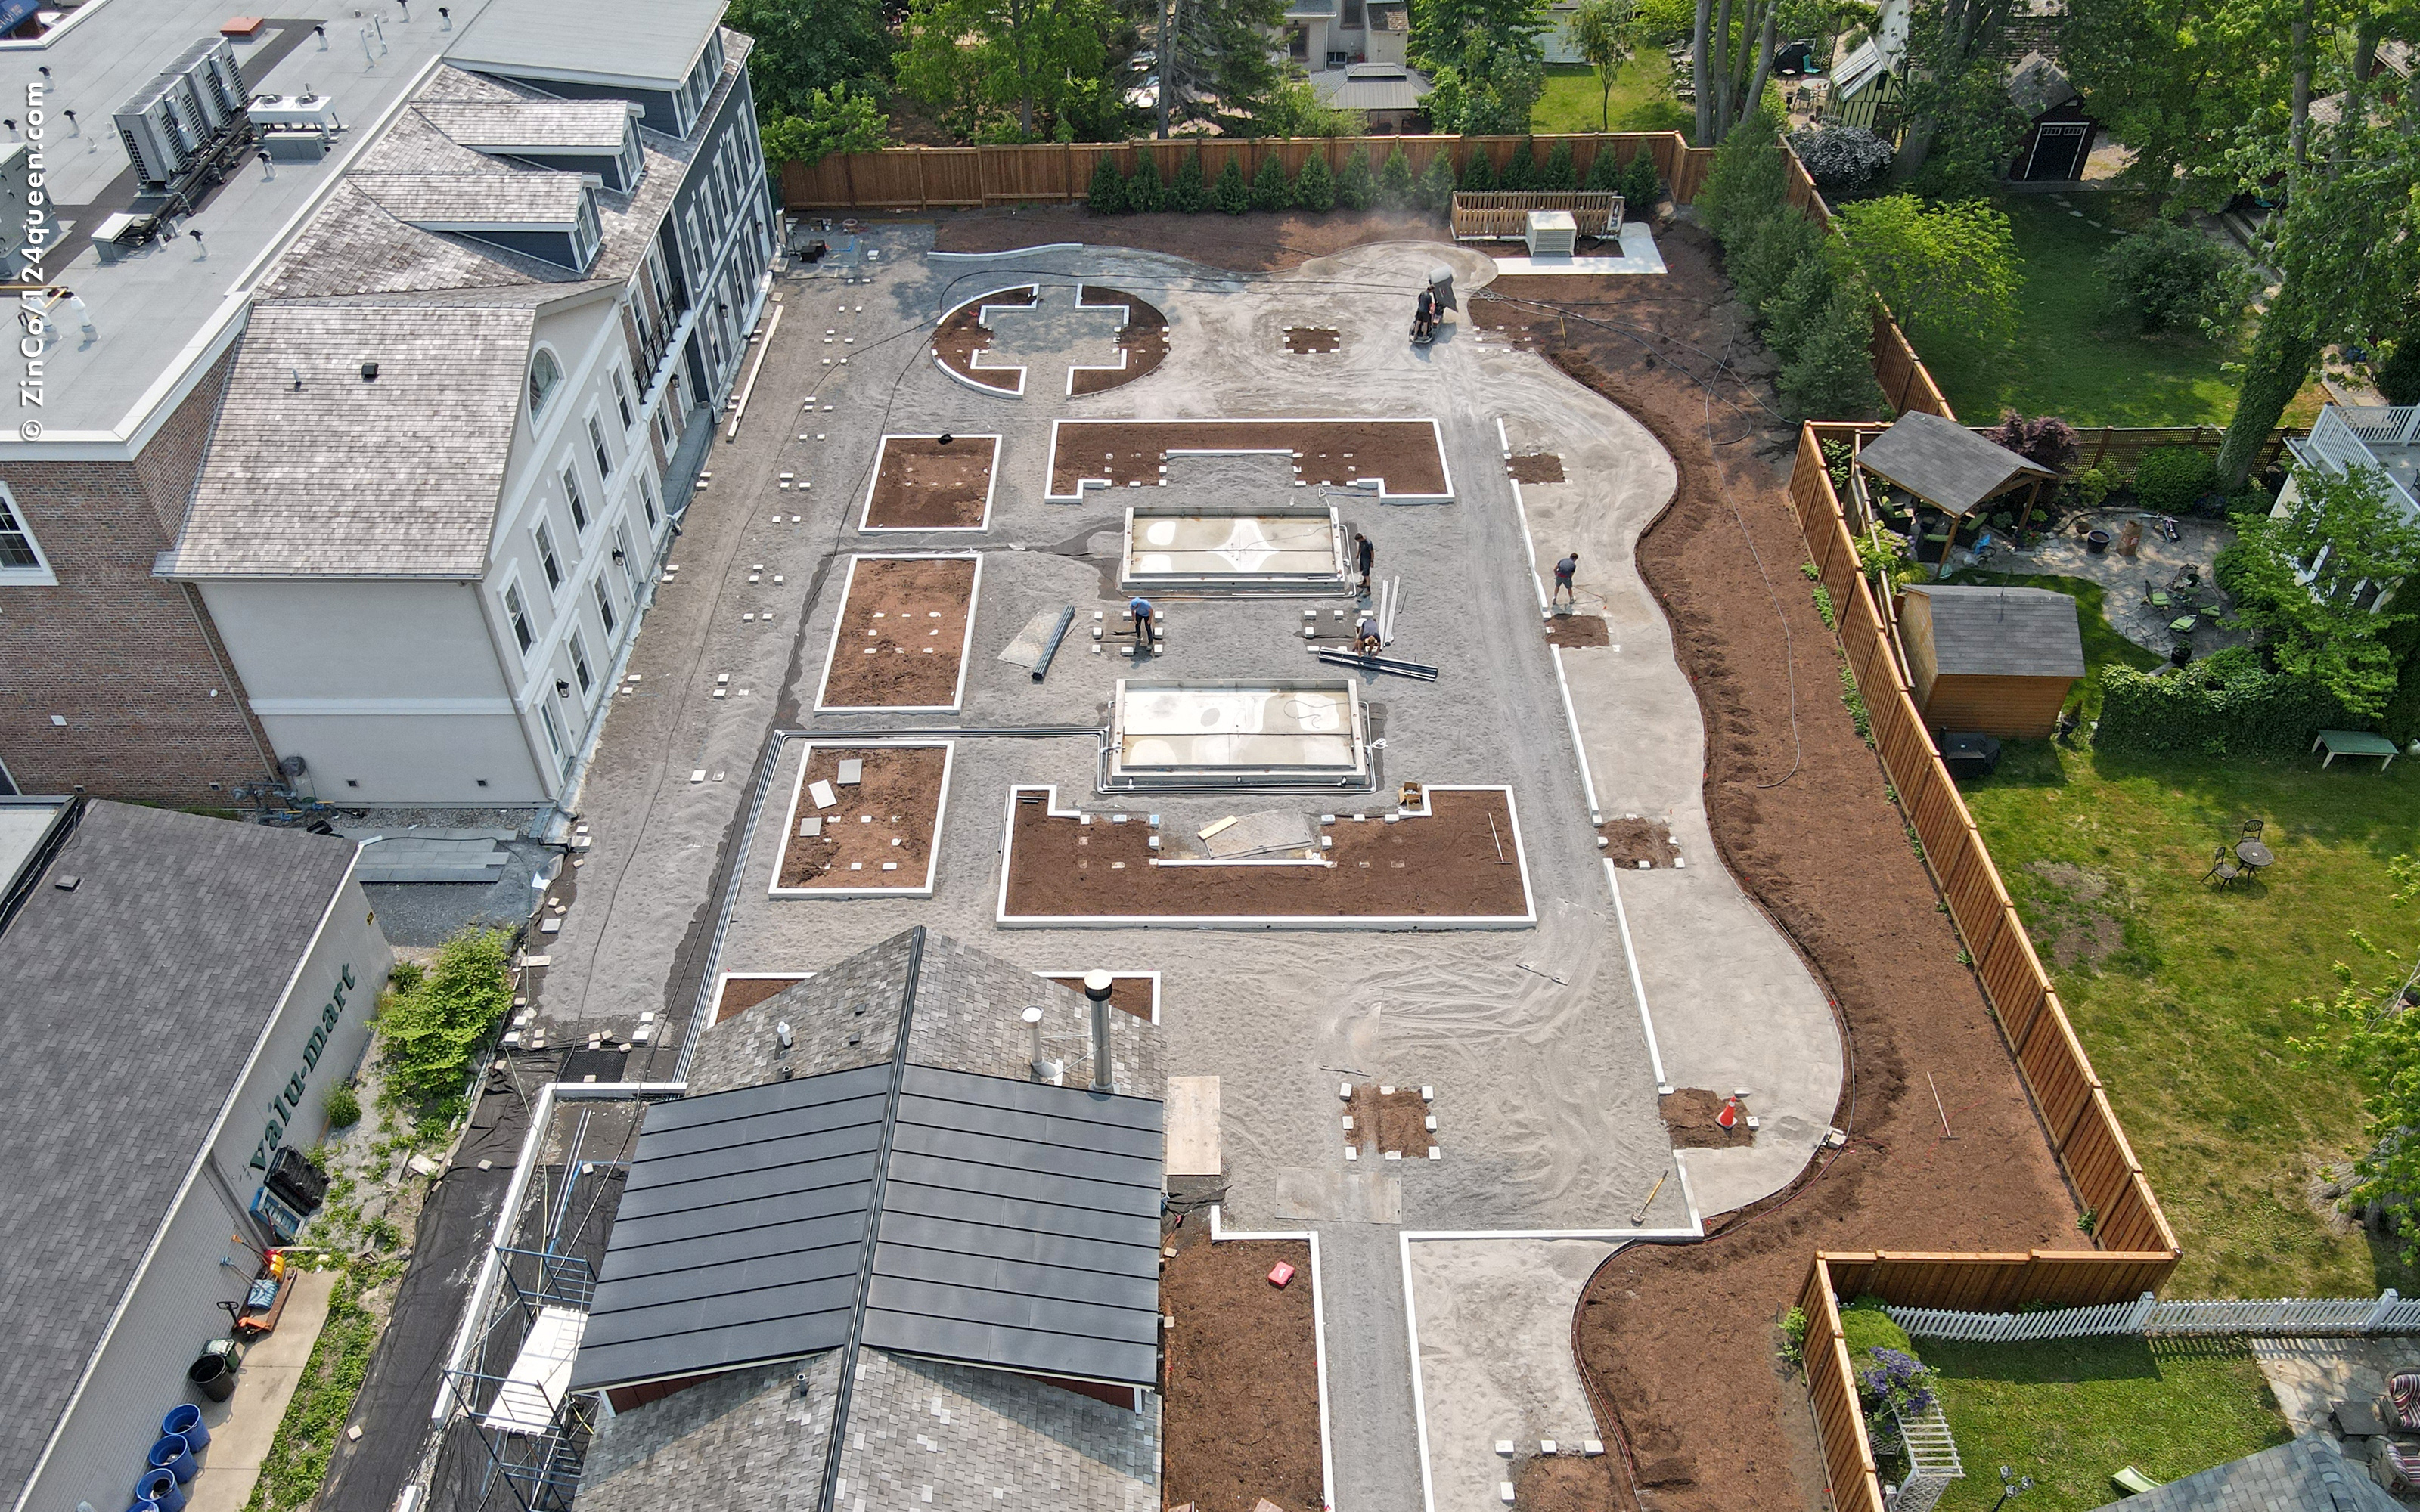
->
<box><xmin>529</xmin><ymin>348</ymin><xmax>563</xmax><ymax>417</ymax></box>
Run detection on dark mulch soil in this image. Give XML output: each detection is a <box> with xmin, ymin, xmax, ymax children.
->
<box><xmin>1547</xmin><ymin>615</ymin><xmax>1613</xmax><ymax>649</ymax></box>
<box><xmin>1475</xmin><ymin>222</ymin><xmax>2079</xmax><ymax>1512</ymax></box>
<box><xmin>1283</xmin><ymin>325</ymin><xmax>1342</xmax><ymax>354</ymax></box>
<box><xmin>774</xmin><ymin>745</ymin><xmax>948</xmax><ymax>889</ymax></box>
<box><xmin>1048</xmin><ymin>418</ymin><xmax>1449</xmax><ymax>498</ymax></box>
<box><xmin>1159</xmin><ymin>1230</ymin><xmax>1323</xmax><ymax>1512</ymax></box>
<box><xmin>712</xmin><ymin>974</ymin><xmax>805</xmax><ymax>1024</ymax></box>
<box><xmin>1509</xmin><ymin>451</ymin><xmax>1566</xmax><ymax>483</ymax></box>
<box><xmin>1073</xmin><ymin>285</ymin><xmax>1170</xmax><ymax>395</ymax></box>
<box><xmin>931</xmin><ymin>204</ymin><xmax>1450</xmax><ymax>273</ymax></box>
<box><xmin>1001</xmin><ymin>790</ymin><xmax>1528</xmax><ymax>919</ymax></box>
<box><xmin>1039</xmin><ymin>972</ymin><xmax>1157</xmax><ymax>1021</ymax></box>
<box><xmin>1345</xmin><ymin>1083</ymin><xmax>1432</xmax><ymax>1157</ymax></box>
<box><xmin>1514</xmin><ymin>1453</ymin><xmax>1623</xmax><ymax>1512</ymax></box>
<box><xmin>865</xmin><ymin>435</ymin><xmax>995</xmax><ymax>528</ymax></box>
<box><xmin>932</xmin><ymin>285</ymin><xmax>1032</xmax><ymax>392</ymax></box>
<box><xmin>816</xmin><ymin>556</ymin><xmax>977</xmax><ymax>709</ymax></box>
<box><xmin>1596</xmin><ymin>816</ymin><xmax>1678</xmax><ymax>866</ymax></box>
<box><xmin>1660</xmin><ymin>1088</ymin><xmax>1754</xmax><ymax>1149</ymax></box>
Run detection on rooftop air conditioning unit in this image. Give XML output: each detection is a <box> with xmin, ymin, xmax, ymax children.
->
<box><xmin>114</xmin><ymin>89</ymin><xmax>191</xmax><ymax>186</ymax></box>
<box><xmin>1525</xmin><ymin>209</ymin><xmax>1578</xmax><ymax>258</ymax></box>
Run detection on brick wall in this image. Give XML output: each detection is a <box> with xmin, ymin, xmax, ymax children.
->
<box><xmin>0</xmin><ymin>348</ymin><xmax>275</xmax><ymax>803</ymax></box>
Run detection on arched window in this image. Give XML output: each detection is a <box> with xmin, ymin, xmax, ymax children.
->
<box><xmin>528</xmin><ymin>349</ymin><xmax>563</xmax><ymax>419</ymax></box>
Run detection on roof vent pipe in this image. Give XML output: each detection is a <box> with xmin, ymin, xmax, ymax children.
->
<box><xmin>1084</xmin><ymin>971</ymin><xmax>1115</xmax><ymax>1093</ymax></box>
<box><xmin>1022</xmin><ymin>1005</ymin><xmax>1062</xmax><ymax>1084</ymax></box>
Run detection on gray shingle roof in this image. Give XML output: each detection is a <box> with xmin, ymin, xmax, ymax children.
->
<box><xmin>2090</xmin><ymin>1436</ymin><xmax>2397</xmax><ymax>1512</ymax></box>
<box><xmin>414</xmin><ymin>101</ymin><xmax>634</xmax><ymax>151</ymax></box>
<box><xmin>172</xmin><ymin>302</ymin><xmax>535</xmax><ymax>578</ymax></box>
<box><xmin>0</xmin><ymin>804</ymin><xmax>358</xmax><ymax>1507</ymax></box>
<box><xmin>1907</xmin><ymin>584</ymin><xmax>2086</xmax><ymax>678</ymax></box>
<box><xmin>358</xmin><ymin>172</ymin><xmax>590</xmax><ymax>226</ymax></box>
<box><xmin>1857</xmin><ymin>411</ymin><xmax>2055</xmax><ymax>517</ymax></box>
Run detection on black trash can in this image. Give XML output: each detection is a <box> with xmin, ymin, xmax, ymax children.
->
<box><xmin>187</xmin><ymin>1352</ymin><xmax>236</xmax><ymax>1404</ymax></box>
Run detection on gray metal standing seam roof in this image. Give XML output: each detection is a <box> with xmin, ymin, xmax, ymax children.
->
<box><xmin>571</xmin><ymin>1056</ymin><xmax>1163</xmax><ymax>1394</ymax></box>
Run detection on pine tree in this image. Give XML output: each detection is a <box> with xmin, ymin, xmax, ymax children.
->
<box><xmin>1212</xmin><ymin>156</ymin><xmax>1252</xmax><ymax>213</ymax></box>
<box><xmin>1459</xmin><ymin>146</ymin><xmax>1495</xmax><ymax>190</ymax></box>
<box><xmin>1778</xmin><ymin>282</ymin><xmax>1885</xmax><ymax>420</ymax></box>
<box><xmin>1542</xmin><ymin>138</ymin><xmax>1575</xmax><ymax>189</ymax></box>
<box><xmin>1126</xmin><ymin>152</ymin><xmax>1164</xmax><ymax>212</ymax></box>
<box><xmin>1763</xmin><ymin>249</ymin><xmax>1838</xmax><ymax>356</ymax></box>
<box><xmin>1585</xmin><ymin>143</ymin><xmax>1624</xmax><ymax>191</ymax></box>
<box><xmin>1168</xmin><ymin>147</ymin><xmax>1209</xmax><ymax>212</ymax></box>
<box><xmin>1250</xmin><ymin>153</ymin><xmax>1291</xmax><ymax>212</ymax></box>
<box><xmin>1498</xmin><ymin>139</ymin><xmax>1536</xmax><ymax>190</ymax></box>
<box><xmin>1620</xmin><ymin>149</ymin><xmax>1662</xmax><ymax>212</ymax></box>
<box><xmin>1416</xmin><ymin>151</ymin><xmax>1457</xmax><ymax>211</ymax></box>
<box><xmin>1336</xmin><ymin>145</ymin><xmax>1375</xmax><ymax>209</ymax></box>
<box><xmin>1292</xmin><ymin>149</ymin><xmax>1336</xmax><ymax>211</ymax></box>
<box><xmin>1087</xmin><ymin>153</ymin><xmax>1126</xmax><ymax>214</ymax></box>
<box><xmin>1379</xmin><ymin>145</ymin><xmax>1416</xmax><ymax>208</ymax></box>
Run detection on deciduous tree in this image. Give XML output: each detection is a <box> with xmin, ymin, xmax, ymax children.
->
<box><xmin>1835</xmin><ymin>192</ymin><xmax>2021</xmax><ymax>359</ymax></box>
<box><xmin>1569</xmin><ymin>0</ymin><xmax>1639</xmax><ymax>130</ymax></box>
<box><xmin>898</xmin><ymin>0</ymin><xmax>1111</xmax><ymax>139</ymax></box>
<box><xmin>2223</xmin><ymin>464</ymin><xmax>2420</xmax><ymax>717</ymax></box>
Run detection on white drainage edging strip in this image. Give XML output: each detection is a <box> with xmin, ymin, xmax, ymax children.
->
<box><xmin>1604</xmin><ymin>859</ymin><xmax>1670</xmax><ymax>1093</ymax></box>
<box><xmin>1208</xmin><ymin>1204</ymin><xmax>1338</xmax><ymax>1512</ymax></box>
<box><xmin>927</xmin><ymin>243</ymin><xmax>1085</xmax><ymax>259</ymax></box>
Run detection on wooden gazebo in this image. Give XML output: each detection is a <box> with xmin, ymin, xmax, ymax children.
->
<box><xmin>1856</xmin><ymin>412</ymin><xmax>2057</xmax><ymax>570</ymax></box>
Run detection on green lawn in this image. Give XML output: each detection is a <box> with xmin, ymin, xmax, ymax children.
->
<box><xmin>1922</xmin><ymin>1337</ymin><xmax>2288</xmax><ymax>1510</ymax></box>
<box><xmin>1919</xmin><ymin>195</ymin><xmax>2326</xmax><ymax>430</ymax></box>
<box><xmin>1957</xmin><ymin>578</ymin><xmax>2420</xmax><ymax>1297</ymax></box>
<box><xmin>1531</xmin><ymin>57</ymin><xmax>1692</xmax><ymax>137</ymax></box>
<box><xmin>1939</xmin><ymin>570</ymin><xmax>2164</xmax><ymax>720</ymax></box>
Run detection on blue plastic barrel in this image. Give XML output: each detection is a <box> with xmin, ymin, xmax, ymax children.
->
<box><xmin>161</xmin><ymin>1405</ymin><xmax>209</xmax><ymax>1450</ymax></box>
<box><xmin>146</xmin><ymin>1437</ymin><xmax>196</xmax><ymax>1484</ymax></box>
<box><xmin>127</xmin><ymin>1498</ymin><xmax>163</xmax><ymax>1512</ymax></box>
<box><xmin>137</xmin><ymin>1470</ymin><xmax>186</xmax><ymax>1512</ymax></box>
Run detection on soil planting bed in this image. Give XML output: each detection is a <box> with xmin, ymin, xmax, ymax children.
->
<box><xmin>1475</xmin><ymin>224</ymin><xmax>2079</xmax><ymax>1512</ymax></box>
<box><xmin>814</xmin><ymin>556</ymin><xmax>980</xmax><ymax>711</ymax></box>
<box><xmin>1039</xmin><ymin>972</ymin><xmax>1158</xmax><ymax>1020</ymax></box>
<box><xmin>1072</xmin><ymin>286</ymin><xmax>1169</xmax><ymax>395</ymax></box>
<box><xmin>773</xmin><ymin>743</ymin><xmax>951</xmax><ymax>894</ymax></box>
<box><xmin>1514</xmin><ymin>1453</ymin><xmax>1621</xmax><ymax>1512</ymax></box>
<box><xmin>1546</xmin><ymin>615</ymin><xmax>1612</xmax><ymax>649</ymax></box>
<box><xmin>933</xmin><ymin>286</ymin><xmax>1035</xmax><ymax>392</ymax></box>
<box><xmin>1596</xmin><ymin>816</ymin><xmax>1678</xmax><ymax>866</ymax></box>
<box><xmin>1283</xmin><ymin>326</ymin><xmax>1342</xmax><ymax>355</ymax></box>
<box><xmin>861</xmin><ymin>435</ymin><xmax>997</xmax><ymax>529</ymax></box>
<box><xmin>932</xmin><ymin>204</ymin><xmax>1448</xmax><ymax>273</ymax></box>
<box><xmin>1658</xmin><ymin>1089</ymin><xmax>1754</xmax><ymax>1149</ymax></box>
<box><xmin>1047</xmin><ymin>418</ymin><xmax>1449</xmax><ymax>500</ymax></box>
<box><xmin>1000</xmin><ymin>787</ymin><xmax>1530</xmax><ymax>922</ymax></box>
<box><xmin>713</xmin><ymin>974</ymin><xmax>806</xmax><ymax>1024</ymax></box>
<box><xmin>1159</xmin><ymin>1228</ymin><xmax>1323</xmax><ymax>1512</ymax></box>
<box><xmin>1509</xmin><ymin>451</ymin><xmax>1566</xmax><ymax>483</ymax></box>
<box><xmin>1345</xmin><ymin>1083</ymin><xmax>1432</xmax><ymax>1157</ymax></box>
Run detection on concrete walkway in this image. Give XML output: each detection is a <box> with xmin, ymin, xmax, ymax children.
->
<box><xmin>185</xmin><ymin>1269</ymin><xmax>339</xmax><ymax>1512</ymax></box>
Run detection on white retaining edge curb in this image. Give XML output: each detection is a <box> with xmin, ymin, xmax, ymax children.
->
<box><xmin>993</xmin><ymin>782</ymin><xmax>1538</xmax><ymax>930</ymax></box>
<box><xmin>858</xmin><ymin>432</ymin><xmax>1004</xmax><ymax>533</ymax></box>
<box><xmin>1604</xmin><ymin>857</ymin><xmax>1671</xmax><ymax>1093</ymax></box>
<box><xmin>1498</xmin><ymin>417</ymin><xmax>1551</xmax><ymax>613</ymax></box>
<box><xmin>811</xmin><ymin>550</ymin><xmax>986</xmax><ymax>714</ymax></box>
<box><xmin>767</xmin><ymin>739</ymin><xmax>957</xmax><ymax>898</ymax></box>
<box><xmin>930</xmin><ymin>285</ymin><xmax>1036</xmax><ymax>398</ymax></box>
<box><xmin>1043</xmin><ymin>417</ymin><xmax>1457</xmax><ymax>503</ymax></box>
<box><xmin>927</xmin><ymin>243</ymin><xmax>1085</xmax><ymax>259</ymax></box>
<box><xmin>1209</xmin><ymin>1204</ymin><xmax>1337</xmax><ymax>1512</ymax></box>
<box><xmin>1551</xmin><ymin>643</ymin><xmax>1602</xmax><ymax>826</ymax></box>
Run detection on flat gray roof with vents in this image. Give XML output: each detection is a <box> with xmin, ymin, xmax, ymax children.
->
<box><xmin>571</xmin><ymin>1060</ymin><xmax>1163</xmax><ymax>1394</ymax></box>
<box><xmin>446</xmin><ymin>0</ymin><xmax>727</xmax><ymax>86</ymax></box>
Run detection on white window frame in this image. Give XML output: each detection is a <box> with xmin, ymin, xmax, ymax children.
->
<box><xmin>0</xmin><ymin>483</ymin><xmax>56</xmax><ymax>585</ymax></box>
<box><xmin>587</xmin><ymin>413</ymin><xmax>614</xmax><ymax>480</ymax></box>
<box><xmin>594</xmin><ymin>572</ymin><xmax>620</xmax><ymax>638</ymax></box>
<box><xmin>563</xmin><ymin>464</ymin><xmax>591</xmax><ymax>533</ymax></box>
<box><xmin>616</xmin><ymin>522</ymin><xmax>642</xmax><ymax>597</ymax></box>
<box><xmin>535</xmin><ymin>518</ymin><xmax>565</xmax><ymax>593</ymax></box>
<box><xmin>639</xmin><ymin>472</ymin><xmax>661</xmax><ymax>531</ymax></box>
<box><xmin>528</xmin><ymin>345</ymin><xmax>565</xmax><ymax>429</ymax></box>
<box><xmin>569</xmin><ymin>627</ymin><xmax>594</xmax><ymax>699</ymax></box>
<box><xmin>611</xmin><ymin>367</ymin><xmax>634</xmax><ymax>431</ymax></box>
<box><xmin>501</xmin><ymin>575</ymin><xmax>536</xmax><ymax>655</ymax></box>
<box><xmin>539</xmin><ymin>699</ymin><xmax>569</xmax><ymax>774</ymax></box>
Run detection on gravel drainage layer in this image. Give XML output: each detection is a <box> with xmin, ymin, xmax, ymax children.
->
<box><xmin>861</xmin><ymin>434</ymin><xmax>999</xmax><ymax>530</ymax></box>
<box><xmin>1072</xmin><ymin>286</ymin><xmax>1170</xmax><ymax>395</ymax></box>
<box><xmin>813</xmin><ymin>554</ymin><xmax>982</xmax><ymax>711</ymax></box>
<box><xmin>1160</xmin><ymin>1228</ymin><xmax>1323</xmax><ymax>1512</ymax></box>
<box><xmin>996</xmin><ymin>785</ymin><xmax>1533</xmax><ymax>925</ymax></box>
<box><xmin>770</xmin><ymin>742</ymin><xmax>954</xmax><ymax>895</ymax></box>
<box><xmin>932</xmin><ymin>285</ymin><xmax>1035</xmax><ymax>393</ymax></box>
<box><xmin>1046</xmin><ymin>418</ymin><xmax>1452</xmax><ymax>501</ymax></box>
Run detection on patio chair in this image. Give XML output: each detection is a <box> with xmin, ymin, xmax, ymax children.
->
<box><xmin>2145</xmin><ymin>581</ymin><xmax>2173</xmax><ymax>610</ymax></box>
<box><xmin>2372</xmin><ymin>1433</ymin><xmax>2420</xmax><ymax>1493</ymax></box>
<box><xmin>2204</xmin><ymin>846</ymin><xmax>2243</xmax><ymax>888</ymax></box>
<box><xmin>2242</xmin><ymin>818</ymin><xmax>2266</xmax><ymax>840</ymax></box>
<box><xmin>2387</xmin><ymin>1369</ymin><xmax>2420</xmax><ymax>1430</ymax></box>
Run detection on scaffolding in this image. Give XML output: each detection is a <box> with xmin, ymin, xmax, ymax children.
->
<box><xmin>440</xmin><ymin>1247</ymin><xmax>597</xmax><ymax>1512</ymax></box>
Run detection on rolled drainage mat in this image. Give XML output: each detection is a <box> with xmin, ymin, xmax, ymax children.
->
<box><xmin>161</xmin><ymin>1405</ymin><xmax>209</xmax><ymax>1451</ymax></box>
<box><xmin>147</xmin><ymin>1436</ymin><xmax>199</xmax><ymax>1483</ymax></box>
<box><xmin>186</xmin><ymin>1352</ymin><xmax>236</xmax><ymax>1404</ymax></box>
<box><xmin>137</xmin><ymin>1469</ymin><xmax>188</xmax><ymax>1512</ymax></box>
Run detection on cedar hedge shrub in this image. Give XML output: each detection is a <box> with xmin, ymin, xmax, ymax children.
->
<box><xmin>2133</xmin><ymin>445</ymin><xmax>2220</xmax><ymax>516</ymax></box>
<box><xmin>2096</xmin><ymin>647</ymin><xmax>2357</xmax><ymax>757</ymax></box>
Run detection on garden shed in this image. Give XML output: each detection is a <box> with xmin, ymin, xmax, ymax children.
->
<box><xmin>1900</xmin><ymin>584</ymin><xmax>2085</xmax><ymax>738</ymax></box>
<box><xmin>1857</xmin><ymin>411</ymin><xmax>2057</xmax><ymax>565</ymax></box>
<box><xmin>2006</xmin><ymin>53</ymin><xmax>2099</xmax><ymax>180</ymax></box>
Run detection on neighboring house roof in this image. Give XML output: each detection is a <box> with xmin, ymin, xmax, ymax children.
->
<box><xmin>1833</xmin><ymin>38</ymin><xmax>1891</xmax><ymax>97</ymax></box>
<box><xmin>2007</xmin><ymin>51</ymin><xmax>2080</xmax><ymax>117</ymax></box>
<box><xmin>2088</xmin><ymin>1437</ymin><xmax>2399</xmax><ymax>1512</ymax></box>
<box><xmin>414</xmin><ymin>100</ymin><xmax>636</xmax><ymax>151</ymax></box>
<box><xmin>172</xmin><ymin>302</ymin><xmax>538</xmax><ymax>578</ymax></box>
<box><xmin>1308</xmin><ymin>63</ymin><xmax>1433</xmax><ymax>110</ymax></box>
<box><xmin>445</xmin><ymin>0</ymin><xmax>728</xmax><ymax>84</ymax></box>
<box><xmin>0</xmin><ymin>804</ymin><xmax>358</xmax><ymax>1510</ymax></box>
<box><xmin>1904</xmin><ymin>585</ymin><xmax>2086</xmax><ymax>678</ymax></box>
<box><xmin>1857</xmin><ymin>411</ymin><xmax>2055</xmax><ymax>517</ymax></box>
<box><xmin>355</xmin><ymin>171</ymin><xmax>591</xmax><ymax>226</ymax></box>
<box><xmin>572</xmin><ymin>927</ymin><xmax>1165</xmax><ymax>1512</ymax></box>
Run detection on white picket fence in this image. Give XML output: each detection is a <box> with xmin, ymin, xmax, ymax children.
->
<box><xmin>1885</xmin><ymin>1289</ymin><xmax>2420</xmax><ymax>1343</ymax></box>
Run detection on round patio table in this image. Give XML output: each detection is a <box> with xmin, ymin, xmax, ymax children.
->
<box><xmin>2237</xmin><ymin>838</ymin><xmax>2275</xmax><ymax>869</ymax></box>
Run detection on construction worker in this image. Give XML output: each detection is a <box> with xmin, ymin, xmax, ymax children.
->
<box><xmin>1354</xmin><ymin>531</ymin><xmax>1376</xmax><ymax>594</ymax></box>
<box><xmin>1128</xmin><ymin>594</ymin><xmax>1156</xmax><ymax>651</ymax></box>
<box><xmin>1552</xmin><ymin>551</ymin><xmax>1579</xmax><ymax>607</ymax></box>
<box><xmin>1355</xmin><ymin>613</ymin><xmax>1382</xmax><ymax>656</ymax></box>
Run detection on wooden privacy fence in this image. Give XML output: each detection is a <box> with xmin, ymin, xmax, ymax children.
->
<box><xmin>2077</xmin><ymin>423</ymin><xmax>2304</xmax><ymax>480</ymax></box>
<box><xmin>1804</xmin><ymin>1250</ymin><xmax>2183</xmax><ymax>1512</ymax></box>
<box><xmin>1789</xmin><ymin>424</ymin><xmax>2181</xmax><ymax>1259</ymax></box>
<box><xmin>1449</xmin><ymin>190</ymin><xmax>1621</xmax><ymax>240</ymax></box>
<box><xmin>1886</xmin><ymin>1288</ymin><xmax>2420</xmax><ymax>1343</ymax></box>
<box><xmin>779</xmin><ymin>131</ymin><xmax>1711</xmax><ymax>212</ymax></box>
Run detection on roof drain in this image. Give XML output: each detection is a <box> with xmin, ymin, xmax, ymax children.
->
<box><xmin>814</xmin><ymin>925</ymin><xmax>925</xmax><ymax>1512</ymax></box>
<box><xmin>1084</xmin><ymin>969</ymin><xmax>1115</xmax><ymax>1093</ymax></box>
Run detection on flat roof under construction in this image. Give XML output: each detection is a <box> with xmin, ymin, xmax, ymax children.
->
<box><xmin>1108</xmin><ymin>680</ymin><xmax>1367</xmax><ymax>789</ymax></box>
